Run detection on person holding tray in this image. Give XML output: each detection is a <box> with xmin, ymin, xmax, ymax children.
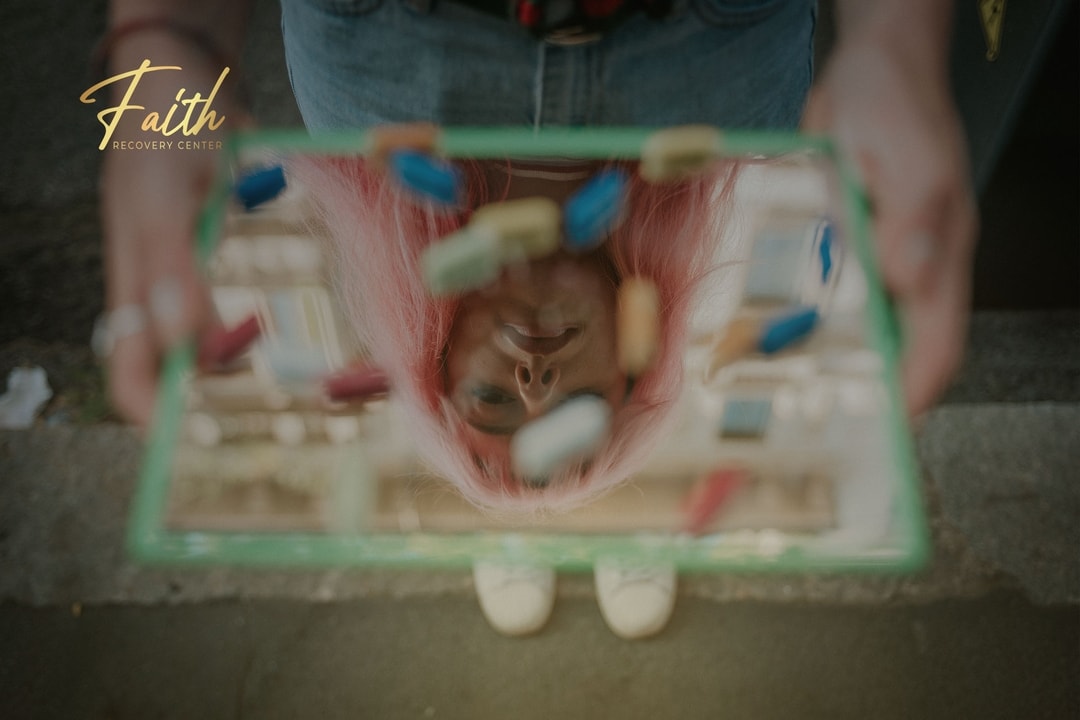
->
<box><xmin>94</xmin><ymin>0</ymin><xmax>977</xmax><ymax>637</ymax></box>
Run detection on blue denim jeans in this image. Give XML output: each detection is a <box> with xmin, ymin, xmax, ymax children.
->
<box><xmin>280</xmin><ymin>0</ymin><xmax>815</xmax><ymax>130</ymax></box>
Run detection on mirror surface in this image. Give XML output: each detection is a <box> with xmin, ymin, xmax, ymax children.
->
<box><xmin>160</xmin><ymin>137</ymin><xmax>906</xmax><ymax>565</ymax></box>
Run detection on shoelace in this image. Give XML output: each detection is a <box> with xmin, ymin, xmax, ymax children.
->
<box><xmin>481</xmin><ymin>565</ymin><xmax>551</xmax><ymax>591</ymax></box>
<box><xmin>601</xmin><ymin>566</ymin><xmax>674</xmax><ymax>592</ymax></box>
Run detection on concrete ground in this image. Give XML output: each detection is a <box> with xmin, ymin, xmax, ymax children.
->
<box><xmin>1</xmin><ymin>1</ymin><xmax>1077</xmax><ymax>718</ymax></box>
<box><xmin>2</xmin><ymin>596</ymin><xmax>1076</xmax><ymax>720</ymax></box>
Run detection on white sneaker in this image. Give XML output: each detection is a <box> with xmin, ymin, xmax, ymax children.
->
<box><xmin>472</xmin><ymin>562</ymin><xmax>556</xmax><ymax>637</ymax></box>
<box><xmin>594</xmin><ymin>559</ymin><xmax>677</xmax><ymax>640</ymax></box>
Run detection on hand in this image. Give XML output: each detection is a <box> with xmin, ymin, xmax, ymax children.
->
<box><xmin>801</xmin><ymin>5</ymin><xmax>978</xmax><ymax>416</ymax></box>
<box><xmin>101</xmin><ymin>140</ymin><xmax>216</xmax><ymax>427</ymax></box>
<box><xmin>98</xmin><ymin>36</ymin><xmax>247</xmax><ymax>428</ymax></box>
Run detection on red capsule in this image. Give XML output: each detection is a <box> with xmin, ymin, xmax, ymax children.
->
<box><xmin>324</xmin><ymin>364</ymin><xmax>390</xmax><ymax>403</ymax></box>
<box><xmin>198</xmin><ymin>314</ymin><xmax>261</xmax><ymax>371</ymax></box>
<box><xmin>683</xmin><ymin>467</ymin><xmax>746</xmax><ymax>535</ymax></box>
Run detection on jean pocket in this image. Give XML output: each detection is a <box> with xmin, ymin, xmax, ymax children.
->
<box><xmin>690</xmin><ymin>0</ymin><xmax>788</xmax><ymax>26</ymax></box>
<box><xmin>297</xmin><ymin>0</ymin><xmax>384</xmax><ymax>17</ymax></box>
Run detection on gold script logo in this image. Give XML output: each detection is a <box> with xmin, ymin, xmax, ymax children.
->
<box><xmin>79</xmin><ymin>59</ymin><xmax>229</xmax><ymax>150</ymax></box>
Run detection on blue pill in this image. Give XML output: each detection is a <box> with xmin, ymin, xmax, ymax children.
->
<box><xmin>818</xmin><ymin>221</ymin><xmax>834</xmax><ymax>282</ymax></box>
<box><xmin>758</xmin><ymin>307</ymin><xmax>819</xmax><ymax>354</ymax></box>
<box><xmin>390</xmin><ymin>150</ymin><xmax>462</xmax><ymax>205</ymax></box>
<box><xmin>563</xmin><ymin>169</ymin><xmax>629</xmax><ymax>252</ymax></box>
<box><xmin>235</xmin><ymin>165</ymin><xmax>286</xmax><ymax>210</ymax></box>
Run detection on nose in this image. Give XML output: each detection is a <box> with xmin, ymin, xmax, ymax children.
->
<box><xmin>515</xmin><ymin>357</ymin><xmax>560</xmax><ymax>412</ymax></box>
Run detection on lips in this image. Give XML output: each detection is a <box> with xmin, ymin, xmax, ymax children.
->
<box><xmin>502</xmin><ymin>325</ymin><xmax>579</xmax><ymax>355</ymax></box>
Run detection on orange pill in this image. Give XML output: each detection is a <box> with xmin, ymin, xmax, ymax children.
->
<box><xmin>704</xmin><ymin>316</ymin><xmax>760</xmax><ymax>381</ymax></box>
<box><xmin>366</xmin><ymin>122</ymin><xmax>441</xmax><ymax>166</ymax></box>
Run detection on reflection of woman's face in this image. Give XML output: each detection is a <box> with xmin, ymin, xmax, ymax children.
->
<box><xmin>446</xmin><ymin>250</ymin><xmax>628</xmax><ymax>440</ymax></box>
<box><xmin>443</xmin><ymin>161</ymin><xmax>628</xmax><ymax>445</ymax></box>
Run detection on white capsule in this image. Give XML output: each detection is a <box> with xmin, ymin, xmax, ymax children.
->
<box><xmin>421</xmin><ymin>227</ymin><xmax>502</xmax><ymax>296</ymax></box>
<box><xmin>511</xmin><ymin>396</ymin><xmax>612</xmax><ymax>481</ymax></box>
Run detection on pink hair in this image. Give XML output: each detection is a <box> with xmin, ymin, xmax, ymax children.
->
<box><xmin>294</xmin><ymin>154</ymin><xmax>740</xmax><ymax>516</ymax></box>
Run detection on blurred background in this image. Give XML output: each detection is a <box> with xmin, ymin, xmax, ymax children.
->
<box><xmin>0</xmin><ymin>1</ymin><xmax>1076</xmax><ymax>718</ymax></box>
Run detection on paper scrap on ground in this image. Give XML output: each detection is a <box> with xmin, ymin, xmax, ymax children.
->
<box><xmin>0</xmin><ymin>366</ymin><xmax>53</xmax><ymax>429</ymax></box>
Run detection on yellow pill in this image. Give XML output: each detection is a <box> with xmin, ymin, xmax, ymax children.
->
<box><xmin>470</xmin><ymin>197</ymin><xmax>562</xmax><ymax>263</ymax></box>
<box><xmin>639</xmin><ymin>125</ymin><xmax>723</xmax><ymax>183</ymax></box>
<box><xmin>617</xmin><ymin>277</ymin><xmax>660</xmax><ymax>376</ymax></box>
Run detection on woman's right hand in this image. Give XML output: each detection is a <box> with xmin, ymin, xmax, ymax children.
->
<box><xmin>98</xmin><ymin>30</ymin><xmax>247</xmax><ymax>428</ymax></box>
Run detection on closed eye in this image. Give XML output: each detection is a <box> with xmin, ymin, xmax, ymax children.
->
<box><xmin>471</xmin><ymin>384</ymin><xmax>518</xmax><ymax>406</ymax></box>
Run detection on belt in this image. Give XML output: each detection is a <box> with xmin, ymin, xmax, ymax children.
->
<box><xmin>408</xmin><ymin>0</ymin><xmax>673</xmax><ymax>45</ymax></box>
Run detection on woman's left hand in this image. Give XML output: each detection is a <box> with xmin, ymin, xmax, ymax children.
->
<box><xmin>801</xmin><ymin>1</ymin><xmax>978</xmax><ymax>416</ymax></box>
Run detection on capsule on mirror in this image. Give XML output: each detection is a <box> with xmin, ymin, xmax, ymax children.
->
<box><xmin>323</xmin><ymin>363</ymin><xmax>390</xmax><ymax>403</ymax></box>
<box><xmin>683</xmin><ymin>467</ymin><xmax>746</xmax><ymax>535</ymax></box>
<box><xmin>389</xmin><ymin>150</ymin><xmax>463</xmax><ymax>206</ymax></box>
<box><xmin>818</xmin><ymin>221</ymin><xmax>834</xmax><ymax>282</ymax></box>
<box><xmin>705</xmin><ymin>307</ymin><xmax>820</xmax><ymax>379</ymax></box>
<box><xmin>421</xmin><ymin>227</ymin><xmax>503</xmax><ymax>296</ymax></box>
<box><xmin>639</xmin><ymin>125</ymin><xmax>722</xmax><ymax>183</ymax></box>
<box><xmin>511</xmin><ymin>395</ymin><xmax>612</xmax><ymax>482</ymax></box>
<box><xmin>704</xmin><ymin>316</ymin><xmax>760</xmax><ymax>381</ymax></box>
<box><xmin>617</xmin><ymin>277</ymin><xmax>660</xmax><ymax>377</ymax></box>
<box><xmin>198</xmin><ymin>314</ymin><xmax>261</xmax><ymax>371</ymax></box>
<box><xmin>563</xmin><ymin>168</ymin><xmax>629</xmax><ymax>252</ymax></box>
<box><xmin>365</xmin><ymin>122</ymin><xmax>441</xmax><ymax>165</ymax></box>
<box><xmin>470</xmin><ymin>197</ymin><xmax>562</xmax><ymax>263</ymax></box>
<box><xmin>235</xmin><ymin>165</ymin><xmax>286</xmax><ymax>210</ymax></box>
<box><xmin>758</xmin><ymin>307</ymin><xmax>818</xmax><ymax>354</ymax></box>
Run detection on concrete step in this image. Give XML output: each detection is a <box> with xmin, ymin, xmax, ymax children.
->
<box><xmin>2</xmin><ymin>402</ymin><xmax>1077</xmax><ymax>607</ymax></box>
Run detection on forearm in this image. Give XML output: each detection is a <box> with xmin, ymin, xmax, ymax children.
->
<box><xmin>833</xmin><ymin>0</ymin><xmax>953</xmax><ymax>67</ymax></box>
<box><xmin>108</xmin><ymin>0</ymin><xmax>253</xmax><ymax>60</ymax></box>
<box><xmin>97</xmin><ymin>1</ymin><xmax>254</xmax><ymax>127</ymax></box>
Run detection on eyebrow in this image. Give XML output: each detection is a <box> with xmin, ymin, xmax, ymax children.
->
<box><xmin>470</xmin><ymin>384</ymin><xmax>518</xmax><ymax>403</ymax></box>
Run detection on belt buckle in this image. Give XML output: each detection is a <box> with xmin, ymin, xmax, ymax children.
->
<box><xmin>543</xmin><ymin>24</ymin><xmax>603</xmax><ymax>45</ymax></box>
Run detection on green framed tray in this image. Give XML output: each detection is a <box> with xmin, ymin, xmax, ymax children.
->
<box><xmin>129</xmin><ymin>126</ymin><xmax>928</xmax><ymax>573</ymax></box>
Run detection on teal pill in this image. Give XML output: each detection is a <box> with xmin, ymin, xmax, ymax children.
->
<box><xmin>563</xmin><ymin>169</ymin><xmax>629</xmax><ymax>252</ymax></box>
<box><xmin>235</xmin><ymin>165</ymin><xmax>286</xmax><ymax>210</ymax></box>
<box><xmin>759</xmin><ymin>307</ymin><xmax>819</xmax><ymax>354</ymax></box>
<box><xmin>390</xmin><ymin>150</ymin><xmax>462</xmax><ymax>205</ymax></box>
<box><xmin>818</xmin><ymin>221</ymin><xmax>834</xmax><ymax>282</ymax></box>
